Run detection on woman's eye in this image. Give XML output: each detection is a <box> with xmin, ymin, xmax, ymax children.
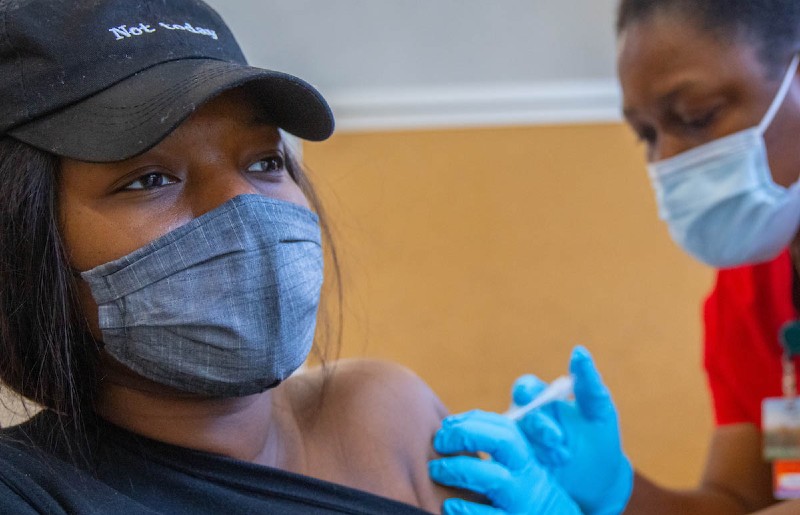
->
<box><xmin>123</xmin><ymin>173</ymin><xmax>179</xmax><ymax>191</ymax></box>
<box><xmin>247</xmin><ymin>155</ymin><xmax>285</xmax><ymax>174</ymax></box>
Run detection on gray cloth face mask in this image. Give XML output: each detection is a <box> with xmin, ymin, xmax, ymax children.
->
<box><xmin>81</xmin><ymin>194</ymin><xmax>323</xmax><ymax>397</ymax></box>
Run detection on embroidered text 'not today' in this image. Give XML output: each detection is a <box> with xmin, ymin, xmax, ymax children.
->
<box><xmin>109</xmin><ymin>22</ymin><xmax>219</xmax><ymax>41</ymax></box>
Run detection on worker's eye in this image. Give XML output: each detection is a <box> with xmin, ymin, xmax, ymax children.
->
<box><xmin>122</xmin><ymin>172</ymin><xmax>180</xmax><ymax>191</ymax></box>
<box><xmin>680</xmin><ymin>109</ymin><xmax>719</xmax><ymax>131</ymax></box>
<box><xmin>247</xmin><ymin>155</ymin><xmax>285</xmax><ymax>174</ymax></box>
<box><xmin>635</xmin><ymin>125</ymin><xmax>657</xmax><ymax>146</ymax></box>
<box><xmin>626</xmin><ymin>123</ymin><xmax>659</xmax><ymax>162</ymax></box>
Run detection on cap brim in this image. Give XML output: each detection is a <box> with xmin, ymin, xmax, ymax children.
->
<box><xmin>9</xmin><ymin>59</ymin><xmax>334</xmax><ymax>162</ymax></box>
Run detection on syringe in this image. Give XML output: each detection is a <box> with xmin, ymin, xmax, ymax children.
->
<box><xmin>503</xmin><ymin>375</ymin><xmax>575</xmax><ymax>421</ymax></box>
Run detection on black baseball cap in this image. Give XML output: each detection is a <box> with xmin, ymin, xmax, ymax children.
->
<box><xmin>0</xmin><ymin>0</ymin><xmax>335</xmax><ymax>162</ymax></box>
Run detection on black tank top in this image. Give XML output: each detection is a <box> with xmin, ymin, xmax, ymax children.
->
<box><xmin>0</xmin><ymin>411</ymin><xmax>431</xmax><ymax>514</ymax></box>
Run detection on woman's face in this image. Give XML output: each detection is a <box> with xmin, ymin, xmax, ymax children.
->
<box><xmin>618</xmin><ymin>12</ymin><xmax>800</xmax><ymax>187</ymax></box>
<box><xmin>60</xmin><ymin>87</ymin><xmax>310</xmax><ymax>339</ymax></box>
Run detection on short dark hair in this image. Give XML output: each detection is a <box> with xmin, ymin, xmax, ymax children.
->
<box><xmin>0</xmin><ymin>136</ymin><xmax>342</xmax><ymax>433</ymax></box>
<box><xmin>617</xmin><ymin>0</ymin><xmax>800</xmax><ymax>74</ymax></box>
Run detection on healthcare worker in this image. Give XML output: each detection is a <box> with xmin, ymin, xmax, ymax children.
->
<box><xmin>430</xmin><ymin>0</ymin><xmax>800</xmax><ymax>513</ymax></box>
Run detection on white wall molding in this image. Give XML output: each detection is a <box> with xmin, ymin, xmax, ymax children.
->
<box><xmin>326</xmin><ymin>79</ymin><xmax>623</xmax><ymax>133</ymax></box>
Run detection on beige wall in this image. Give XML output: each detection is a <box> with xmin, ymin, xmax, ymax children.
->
<box><xmin>304</xmin><ymin>122</ymin><xmax>715</xmax><ymax>489</ymax></box>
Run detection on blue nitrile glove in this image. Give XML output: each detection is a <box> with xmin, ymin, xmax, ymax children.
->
<box><xmin>513</xmin><ymin>346</ymin><xmax>633</xmax><ymax>515</ymax></box>
<box><xmin>429</xmin><ymin>409</ymin><xmax>581</xmax><ymax>515</ymax></box>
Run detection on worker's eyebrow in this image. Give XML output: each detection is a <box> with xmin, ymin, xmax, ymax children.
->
<box><xmin>623</xmin><ymin>80</ymin><xmax>715</xmax><ymax>121</ymax></box>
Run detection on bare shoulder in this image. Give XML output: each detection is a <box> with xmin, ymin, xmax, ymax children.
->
<box><xmin>286</xmin><ymin>359</ymin><xmax>452</xmax><ymax>513</ymax></box>
<box><xmin>322</xmin><ymin>358</ymin><xmax>447</xmax><ymax>423</ymax></box>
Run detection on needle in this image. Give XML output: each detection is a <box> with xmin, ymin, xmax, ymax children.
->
<box><xmin>503</xmin><ymin>375</ymin><xmax>574</xmax><ymax>421</ymax></box>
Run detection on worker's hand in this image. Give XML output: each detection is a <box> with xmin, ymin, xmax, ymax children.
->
<box><xmin>513</xmin><ymin>346</ymin><xmax>633</xmax><ymax>515</ymax></box>
<box><xmin>429</xmin><ymin>409</ymin><xmax>581</xmax><ymax>515</ymax></box>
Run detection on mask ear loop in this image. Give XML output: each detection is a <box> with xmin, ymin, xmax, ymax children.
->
<box><xmin>759</xmin><ymin>54</ymin><xmax>800</xmax><ymax>135</ymax></box>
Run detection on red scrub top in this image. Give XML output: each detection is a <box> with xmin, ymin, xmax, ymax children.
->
<box><xmin>704</xmin><ymin>249</ymin><xmax>799</xmax><ymax>427</ymax></box>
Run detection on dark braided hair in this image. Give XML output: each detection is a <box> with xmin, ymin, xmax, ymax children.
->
<box><xmin>617</xmin><ymin>0</ymin><xmax>800</xmax><ymax>75</ymax></box>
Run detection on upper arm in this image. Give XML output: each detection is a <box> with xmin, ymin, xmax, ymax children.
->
<box><xmin>373</xmin><ymin>362</ymin><xmax>455</xmax><ymax>513</ymax></box>
<box><xmin>328</xmin><ymin>359</ymin><xmax>457</xmax><ymax>513</ymax></box>
<box><xmin>626</xmin><ymin>424</ymin><xmax>776</xmax><ymax>514</ymax></box>
<box><xmin>700</xmin><ymin>423</ymin><xmax>774</xmax><ymax>512</ymax></box>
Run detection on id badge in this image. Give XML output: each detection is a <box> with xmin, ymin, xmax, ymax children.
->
<box><xmin>763</xmin><ymin>398</ymin><xmax>800</xmax><ymax>461</ymax></box>
<box><xmin>763</xmin><ymin>398</ymin><xmax>800</xmax><ymax>499</ymax></box>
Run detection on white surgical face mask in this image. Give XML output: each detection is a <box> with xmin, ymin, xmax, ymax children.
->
<box><xmin>648</xmin><ymin>54</ymin><xmax>800</xmax><ymax>269</ymax></box>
